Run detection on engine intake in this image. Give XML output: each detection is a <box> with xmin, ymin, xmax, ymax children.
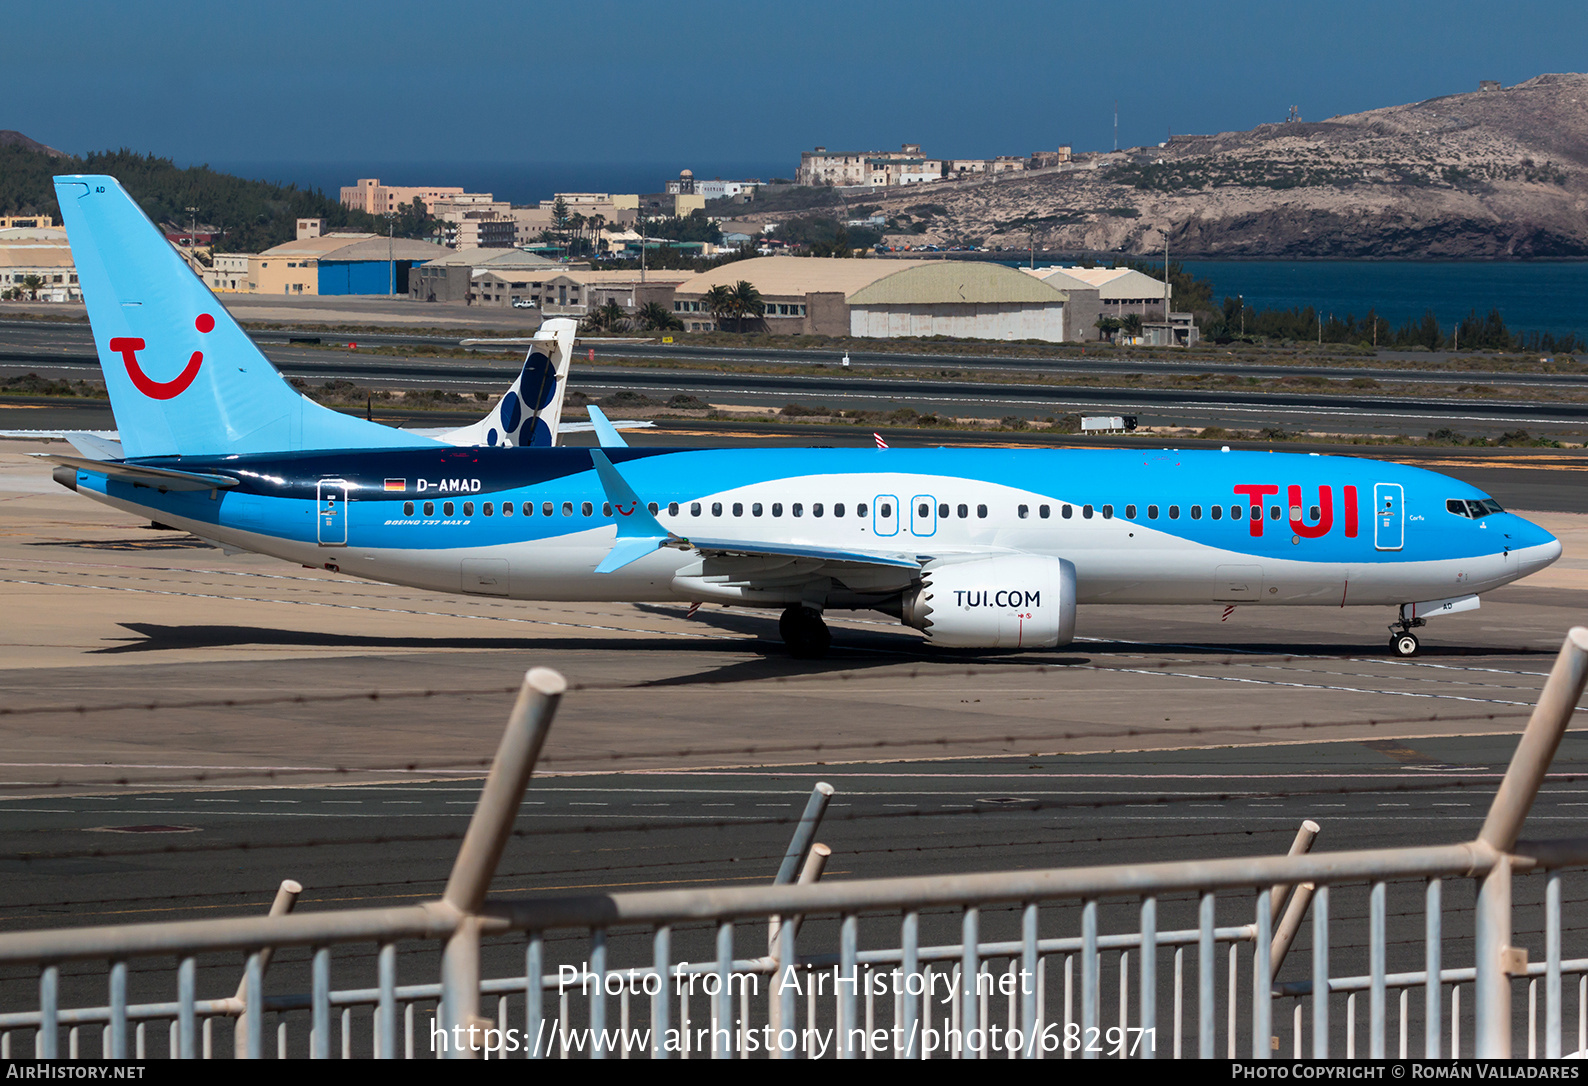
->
<box><xmin>901</xmin><ymin>555</ymin><xmax>1077</xmax><ymax>649</ymax></box>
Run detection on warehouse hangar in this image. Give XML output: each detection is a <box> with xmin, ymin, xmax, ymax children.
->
<box><xmin>670</xmin><ymin>257</ymin><xmax>1101</xmax><ymax>343</ymax></box>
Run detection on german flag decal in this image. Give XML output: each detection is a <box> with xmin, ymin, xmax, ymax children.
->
<box><xmin>383</xmin><ymin>479</ymin><xmax>406</xmax><ymax>492</ymax></box>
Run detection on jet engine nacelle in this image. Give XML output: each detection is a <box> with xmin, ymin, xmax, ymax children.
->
<box><xmin>901</xmin><ymin>555</ymin><xmax>1077</xmax><ymax>649</ymax></box>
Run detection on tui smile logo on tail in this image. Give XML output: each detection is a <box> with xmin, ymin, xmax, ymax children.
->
<box><xmin>109</xmin><ymin>313</ymin><xmax>213</xmax><ymax>399</ymax></box>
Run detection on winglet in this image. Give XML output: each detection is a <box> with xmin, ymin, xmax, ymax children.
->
<box><xmin>589</xmin><ymin>450</ymin><xmax>673</xmax><ymax>573</ymax></box>
<box><xmin>585</xmin><ymin>404</ymin><xmax>629</xmax><ymax>448</ymax></box>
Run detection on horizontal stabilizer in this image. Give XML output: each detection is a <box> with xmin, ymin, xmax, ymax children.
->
<box><xmin>34</xmin><ymin>453</ymin><xmax>238</xmax><ymax>492</ymax></box>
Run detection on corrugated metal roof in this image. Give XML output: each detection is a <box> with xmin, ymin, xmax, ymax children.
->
<box><xmin>848</xmin><ymin>262</ymin><xmax>1068</xmax><ymax>306</ymax></box>
<box><xmin>260</xmin><ymin>234</ymin><xmax>448</xmax><ymax>262</ymax></box>
<box><xmin>1031</xmin><ymin>265</ymin><xmax>1166</xmax><ymax>300</ymax></box>
<box><xmin>674</xmin><ymin>256</ymin><xmax>934</xmax><ymax>299</ymax></box>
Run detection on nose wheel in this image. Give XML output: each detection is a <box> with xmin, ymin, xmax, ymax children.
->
<box><xmin>1390</xmin><ymin>631</ymin><xmax>1421</xmax><ymax>657</ymax></box>
<box><xmin>1388</xmin><ymin>609</ymin><xmax>1426</xmax><ymax>658</ymax></box>
<box><xmin>779</xmin><ymin>605</ymin><xmax>832</xmax><ymax>659</ymax></box>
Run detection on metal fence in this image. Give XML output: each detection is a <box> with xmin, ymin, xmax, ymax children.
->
<box><xmin>4</xmin><ymin>628</ymin><xmax>1588</xmax><ymax>1059</ymax></box>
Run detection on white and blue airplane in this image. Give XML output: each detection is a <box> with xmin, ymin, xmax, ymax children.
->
<box><xmin>37</xmin><ymin>175</ymin><xmax>1562</xmax><ymax>658</ymax></box>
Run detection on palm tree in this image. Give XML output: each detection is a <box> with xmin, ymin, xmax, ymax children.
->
<box><xmin>729</xmin><ymin>280</ymin><xmax>765</xmax><ymax>332</ymax></box>
<box><xmin>636</xmin><ymin>301</ymin><xmax>683</xmax><ymax>332</ymax></box>
<box><xmin>703</xmin><ymin>285</ymin><xmax>735</xmax><ymax>332</ymax></box>
<box><xmin>1120</xmin><ymin>313</ymin><xmax>1144</xmax><ymax>340</ymax></box>
<box><xmin>21</xmin><ymin>275</ymin><xmax>43</xmax><ymax>301</ymax></box>
<box><xmin>594</xmin><ymin>298</ymin><xmax>627</xmax><ymax>332</ymax></box>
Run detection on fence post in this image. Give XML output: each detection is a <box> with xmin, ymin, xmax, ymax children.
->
<box><xmin>440</xmin><ymin>667</ymin><xmax>566</xmax><ymax>1058</ymax></box>
<box><xmin>1473</xmin><ymin>627</ymin><xmax>1588</xmax><ymax>1058</ymax></box>
<box><xmin>232</xmin><ymin>878</ymin><xmax>302</xmax><ymax>1059</ymax></box>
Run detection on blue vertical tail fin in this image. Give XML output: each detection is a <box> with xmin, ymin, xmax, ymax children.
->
<box><xmin>54</xmin><ymin>174</ymin><xmax>438</xmax><ymax>459</ymax></box>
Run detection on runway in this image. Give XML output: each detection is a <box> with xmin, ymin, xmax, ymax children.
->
<box><xmin>6</xmin><ymin>318</ymin><xmax>1588</xmax><ymax>440</ymax></box>
<box><xmin>6</xmin><ymin>435</ymin><xmax>1588</xmax><ymax>1040</ymax></box>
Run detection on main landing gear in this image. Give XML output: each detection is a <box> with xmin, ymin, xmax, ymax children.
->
<box><xmin>1389</xmin><ymin>610</ymin><xmax>1426</xmax><ymax>658</ymax></box>
<box><xmin>780</xmin><ymin>605</ymin><xmax>832</xmax><ymax>659</ymax></box>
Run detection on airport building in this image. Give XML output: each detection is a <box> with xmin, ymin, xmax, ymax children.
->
<box><xmin>1026</xmin><ymin>265</ymin><xmax>1198</xmax><ymax>345</ymax></box>
<box><xmin>0</xmin><ymin>226</ymin><xmax>78</xmax><ymax>301</ymax></box>
<box><xmin>668</xmin><ymin>256</ymin><xmax>1099</xmax><ymax>342</ymax></box>
<box><xmin>408</xmin><ymin>247</ymin><xmax>568</xmax><ymax>306</ymax></box>
<box><xmin>253</xmin><ymin>221</ymin><xmax>448</xmax><ymax>296</ymax></box>
<box><xmin>535</xmin><ymin>269</ymin><xmax>692</xmax><ymax>319</ymax></box>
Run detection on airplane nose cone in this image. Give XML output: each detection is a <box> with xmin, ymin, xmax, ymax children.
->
<box><xmin>1509</xmin><ymin>517</ymin><xmax>1561</xmax><ymax>574</ymax></box>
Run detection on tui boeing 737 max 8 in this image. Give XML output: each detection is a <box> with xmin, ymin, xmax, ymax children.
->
<box><xmin>36</xmin><ymin>175</ymin><xmax>1562</xmax><ymax>658</ymax></box>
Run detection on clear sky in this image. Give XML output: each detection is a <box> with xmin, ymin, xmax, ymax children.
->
<box><xmin>14</xmin><ymin>0</ymin><xmax>1588</xmax><ymax>170</ymax></box>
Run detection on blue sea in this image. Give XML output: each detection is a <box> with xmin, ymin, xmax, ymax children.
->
<box><xmin>1177</xmin><ymin>260</ymin><xmax>1588</xmax><ymax>340</ymax></box>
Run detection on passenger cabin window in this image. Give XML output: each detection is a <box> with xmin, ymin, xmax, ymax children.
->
<box><xmin>692</xmin><ymin>502</ymin><xmax>702</xmax><ymax>516</ymax></box>
<box><xmin>562</xmin><ymin>502</ymin><xmax>573</xmax><ymax>516</ymax></box>
<box><xmin>976</xmin><ymin>504</ymin><xmax>987</xmax><ymax>519</ymax></box>
<box><xmin>733</xmin><ymin>503</ymin><xmax>744</xmax><ymax>517</ymax></box>
<box><xmin>649</xmin><ymin>503</ymin><xmax>659</xmax><ymax>516</ymax></box>
<box><xmin>1017</xmin><ymin>504</ymin><xmax>1029</xmax><ymax>519</ymax></box>
<box><xmin>1232</xmin><ymin>506</ymin><xmax>1243</xmax><ymax>519</ymax></box>
<box><xmin>1125</xmin><ymin>504</ymin><xmax>1137</xmax><ymax>518</ymax></box>
<box><xmin>1101</xmin><ymin>505</ymin><xmax>1113</xmax><ymax>519</ymax></box>
<box><xmin>603</xmin><ymin>502</ymin><xmax>613</xmax><ymax>517</ymax></box>
<box><xmin>444</xmin><ymin>501</ymin><xmax>455</xmax><ymax>517</ymax></box>
<box><xmin>462</xmin><ymin>501</ymin><xmax>473</xmax><ymax>517</ymax></box>
<box><xmin>794</xmin><ymin>503</ymin><xmax>804</xmax><ymax>517</ymax></box>
<box><xmin>1039</xmin><ymin>505</ymin><xmax>1050</xmax><ymax>519</ymax></box>
<box><xmin>712</xmin><ymin>502</ymin><xmax>723</xmax><ymax>516</ymax></box>
<box><xmin>1061</xmin><ymin>505</ymin><xmax>1073</xmax><ymax>519</ymax></box>
<box><xmin>1148</xmin><ymin>505</ymin><xmax>1159</xmax><ymax>519</ymax></box>
<box><xmin>922</xmin><ymin>502</ymin><xmax>933</xmax><ymax>518</ymax></box>
<box><xmin>503</xmin><ymin>502</ymin><xmax>513</xmax><ymax>517</ymax></box>
<box><xmin>938</xmin><ymin>503</ymin><xmax>949</xmax><ymax>517</ymax></box>
<box><xmin>772</xmin><ymin>503</ymin><xmax>783</xmax><ymax>517</ymax></box>
<box><xmin>483</xmin><ymin>502</ymin><xmax>493</xmax><ymax>516</ymax></box>
<box><xmin>813</xmin><ymin>503</ymin><xmax>824</xmax><ymax>517</ymax></box>
<box><xmin>1082</xmin><ymin>504</ymin><xmax>1093</xmax><ymax>519</ymax></box>
<box><xmin>1210</xmin><ymin>505</ymin><xmax>1221</xmax><ymax>520</ymax></box>
<box><xmin>404</xmin><ymin>501</ymin><xmax>414</xmax><ymax>516</ymax></box>
<box><xmin>1270</xmin><ymin>506</ymin><xmax>1281</xmax><ymax>520</ymax></box>
<box><xmin>669</xmin><ymin>502</ymin><xmax>680</xmax><ymax>516</ymax></box>
<box><xmin>1168</xmin><ymin>505</ymin><xmax>1179</xmax><ymax>519</ymax></box>
<box><xmin>856</xmin><ymin>503</ymin><xmax>867</xmax><ymax>517</ymax></box>
<box><xmin>424</xmin><ymin>501</ymin><xmax>434</xmax><ymax>516</ymax></box>
<box><xmin>836</xmin><ymin>503</ymin><xmax>846</xmax><ymax>517</ymax></box>
<box><xmin>751</xmin><ymin>502</ymin><xmax>763</xmax><ymax>517</ymax></box>
<box><xmin>1190</xmin><ymin>505</ymin><xmax>1201</xmax><ymax>520</ymax></box>
<box><xmin>880</xmin><ymin>503</ymin><xmax>892</xmax><ymax>518</ymax></box>
<box><xmin>1309</xmin><ymin>506</ymin><xmax>1320</xmax><ymax>521</ymax></box>
<box><xmin>582</xmin><ymin>502</ymin><xmax>593</xmax><ymax>517</ymax></box>
<box><xmin>958</xmin><ymin>504</ymin><xmax>969</xmax><ymax>519</ymax></box>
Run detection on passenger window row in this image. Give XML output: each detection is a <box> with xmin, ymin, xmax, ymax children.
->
<box><xmin>396</xmin><ymin>497</ymin><xmax>1313</xmax><ymax>525</ymax></box>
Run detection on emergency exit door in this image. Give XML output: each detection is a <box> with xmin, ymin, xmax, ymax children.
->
<box><xmin>1373</xmin><ymin>483</ymin><xmax>1403</xmax><ymax>551</ymax></box>
<box><xmin>317</xmin><ymin>479</ymin><xmax>349</xmax><ymax>546</ymax></box>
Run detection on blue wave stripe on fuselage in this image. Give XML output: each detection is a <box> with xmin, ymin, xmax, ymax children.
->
<box><xmin>92</xmin><ymin>446</ymin><xmax>1539</xmax><ymax>564</ymax></box>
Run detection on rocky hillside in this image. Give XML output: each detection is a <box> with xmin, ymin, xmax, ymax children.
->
<box><xmin>823</xmin><ymin>74</ymin><xmax>1588</xmax><ymax>259</ymax></box>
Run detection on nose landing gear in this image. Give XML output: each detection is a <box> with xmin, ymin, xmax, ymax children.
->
<box><xmin>780</xmin><ymin>605</ymin><xmax>832</xmax><ymax>659</ymax></box>
<box><xmin>1389</xmin><ymin>606</ymin><xmax>1426</xmax><ymax>658</ymax></box>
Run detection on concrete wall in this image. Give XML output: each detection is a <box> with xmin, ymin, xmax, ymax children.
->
<box><xmin>804</xmin><ymin>292</ymin><xmax>849</xmax><ymax>336</ymax></box>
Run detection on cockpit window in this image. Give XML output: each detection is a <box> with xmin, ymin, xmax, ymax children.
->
<box><xmin>1449</xmin><ymin>497</ymin><xmax>1505</xmax><ymax>518</ymax></box>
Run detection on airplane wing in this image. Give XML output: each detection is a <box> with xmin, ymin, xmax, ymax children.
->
<box><xmin>583</xmin><ymin>405</ymin><xmax>628</xmax><ymax>448</ymax></box>
<box><xmin>587</xmin><ymin>450</ymin><xmax>941</xmax><ymax>580</ymax></box>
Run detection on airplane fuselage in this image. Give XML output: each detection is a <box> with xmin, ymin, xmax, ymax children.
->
<box><xmin>67</xmin><ymin>445</ymin><xmax>1560</xmax><ymax>613</ymax></box>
